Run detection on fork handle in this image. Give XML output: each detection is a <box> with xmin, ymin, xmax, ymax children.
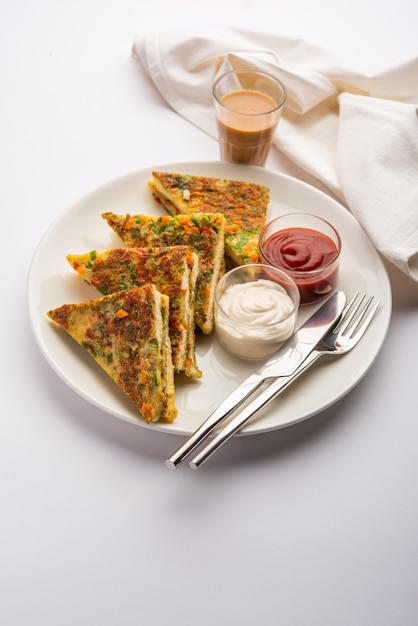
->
<box><xmin>189</xmin><ymin>350</ymin><xmax>322</xmax><ymax>470</ymax></box>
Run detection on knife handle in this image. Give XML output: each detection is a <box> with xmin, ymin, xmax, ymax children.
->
<box><xmin>189</xmin><ymin>350</ymin><xmax>322</xmax><ymax>470</ymax></box>
<box><xmin>165</xmin><ymin>377</ymin><xmax>264</xmax><ymax>469</ymax></box>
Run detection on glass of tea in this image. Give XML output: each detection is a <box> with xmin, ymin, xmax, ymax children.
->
<box><xmin>213</xmin><ymin>68</ymin><xmax>286</xmax><ymax>167</ymax></box>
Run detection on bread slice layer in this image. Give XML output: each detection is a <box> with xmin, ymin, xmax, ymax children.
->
<box><xmin>66</xmin><ymin>245</ymin><xmax>201</xmax><ymax>378</ymax></box>
<box><xmin>47</xmin><ymin>285</ymin><xmax>177</xmax><ymax>423</ymax></box>
<box><xmin>102</xmin><ymin>212</ymin><xmax>225</xmax><ymax>334</ymax></box>
<box><xmin>149</xmin><ymin>171</ymin><xmax>270</xmax><ymax>267</ymax></box>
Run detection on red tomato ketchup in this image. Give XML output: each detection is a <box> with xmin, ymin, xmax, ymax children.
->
<box><xmin>260</xmin><ymin>215</ymin><xmax>341</xmax><ymax>305</ymax></box>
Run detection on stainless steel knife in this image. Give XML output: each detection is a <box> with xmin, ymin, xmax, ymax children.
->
<box><xmin>166</xmin><ymin>290</ymin><xmax>346</xmax><ymax>470</ymax></box>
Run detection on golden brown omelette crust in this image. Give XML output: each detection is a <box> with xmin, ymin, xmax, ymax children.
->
<box><xmin>47</xmin><ymin>285</ymin><xmax>177</xmax><ymax>423</ymax></box>
<box><xmin>101</xmin><ymin>211</ymin><xmax>225</xmax><ymax>334</ymax></box>
<box><xmin>151</xmin><ymin>171</ymin><xmax>269</xmax><ymax>233</ymax></box>
<box><xmin>149</xmin><ymin>171</ymin><xmax>270</xmax><ymax>265</ymax></box>
<box><xmin>66</xmin><ymin>246</ymin><xmax>201</xmax><ymax>378</ymax></box>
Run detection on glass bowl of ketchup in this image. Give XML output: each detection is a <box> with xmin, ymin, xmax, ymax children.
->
<box><xmin>259</xmin><ymin>213</ymin><xmax>341</xmax><ymax>305</ymax></box>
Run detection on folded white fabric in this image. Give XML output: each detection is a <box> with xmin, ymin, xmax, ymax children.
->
<box><xmin>133</xmin><ymin>26</ymin><xmax>418</xmax><ymax>281</ymax></box>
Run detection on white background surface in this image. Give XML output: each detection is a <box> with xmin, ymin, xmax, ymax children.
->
<box><xmin>2</xmin><ymin>1</ymin><xmax>418</xmax><ymax>625</ymax></box>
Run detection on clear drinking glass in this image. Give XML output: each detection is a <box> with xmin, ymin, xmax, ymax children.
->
<box><xmin>213</xmin><ymin>69</ymin><xmax>286</xmax><ymax>167</ymax></box>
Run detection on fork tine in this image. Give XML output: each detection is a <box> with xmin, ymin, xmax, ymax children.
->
<box><xmin>347</xmin><ymin>296</ymin><xmax>380</xmax><ymax>341</ymax></box>
<box><xmin>337</xmin><ymin>292</ymin><xmax>379</xmax><ymax>339</ymax></box>
<box><xmin>334</xmin><ymin>291</ymin><xmax>363</xmax><ymax>334</ymax></box>
<box><xmin>334</xmin><ymin>293</ymin><xmax>380</xmax><ymax>341</ymax></box>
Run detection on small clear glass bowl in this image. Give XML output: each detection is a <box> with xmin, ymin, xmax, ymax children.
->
<box><xmin>214</xmin><ymin>264</ymin><xmax>300</xmax><ymax>360</ymax></box>
<box><xmin>259</xmin><ymin>213</ymin><xmax>341</xmax><ymax>305</ymax></box>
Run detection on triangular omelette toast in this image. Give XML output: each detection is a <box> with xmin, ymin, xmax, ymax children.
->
<box><xmin>47</xmin><ymin>285</ymin><xmax>177</xmax><ymax>423</ymax></box>
<box><xmin>66</xmin><ymin>245</ymin><xmax>201</xmax><ymax>378</ymax></box>
<box><xmin>102</xmin><ymin>211</ymin><xmax>225</xmax><ymax>335</ymax></box>
<box><xmin>149</xmin><ymin>171</ymin><xmax>270</xmax><ymax>267</ymax></box>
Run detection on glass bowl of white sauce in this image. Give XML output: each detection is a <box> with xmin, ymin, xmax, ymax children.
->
<box><xmin>214</xmin><ymin>263</ymin><xmax>300</xmax><ymax>360</ymax></box>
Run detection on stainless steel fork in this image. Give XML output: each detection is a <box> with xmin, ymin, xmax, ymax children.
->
<box><xmin>188</xmin><ymin>292</ymin><xmax>380</xmax><ymax>470</ymax></box>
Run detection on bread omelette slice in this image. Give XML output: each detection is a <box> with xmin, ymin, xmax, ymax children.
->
<box><xmin>47</xmin><ymin>285</ymin><xmax>177</xmax><ymax>423</ymax></box>
<box><xmin>102</xmin><ymin>212</ymin><xmax>225</xmax><ymax>335</ymax></box>
<box><xmin>66</xmin><ymin>245</ymin><xmax>201</xmax><ymax>378</ymax></box>
<box><xmin>149</xmin><ymin>171</ymin><xmax>270</xmax><ymax>267</ymax></box>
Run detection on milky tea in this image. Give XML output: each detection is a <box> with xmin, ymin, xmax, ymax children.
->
<box><xmin>213</xmin><ymin>70</ymin><xmax>286</xmax><ymax>167</ymax></box>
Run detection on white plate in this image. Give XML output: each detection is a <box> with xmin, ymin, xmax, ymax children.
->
<box><xmin>28</xmin><ymin>161</ymin><xmax>391</xmax><ymax>436</ymax></box>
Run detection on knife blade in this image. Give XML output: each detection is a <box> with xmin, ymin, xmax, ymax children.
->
<box><xmin>165</xmin><ymin>290</ymin><xmax>346</xmax><ymax>469</ymax></box>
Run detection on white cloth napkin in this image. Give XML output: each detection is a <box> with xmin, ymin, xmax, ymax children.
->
<box><xmin>133</xmin><ymin>26</ymin><xmax>418</xmax><ymax>282</ymax></box>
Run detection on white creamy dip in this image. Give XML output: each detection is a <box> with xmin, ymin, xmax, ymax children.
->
<box><xmin>215</xmin><ymin>278</ymin><xmax>297</xmax><ymax>359</ymax></box>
